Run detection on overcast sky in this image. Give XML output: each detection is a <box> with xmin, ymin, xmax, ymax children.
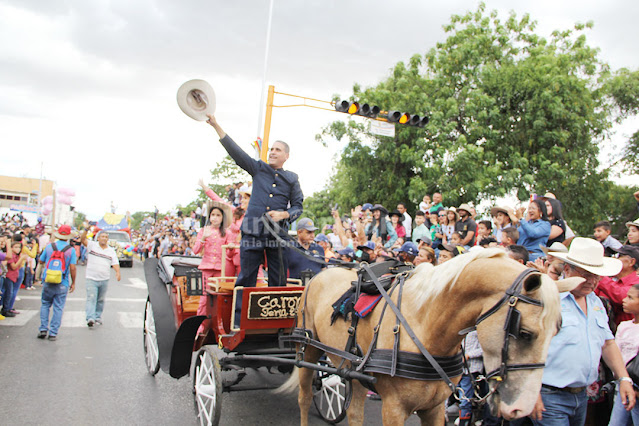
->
<box><xmin>1</xmin><ymin>0</ymin><xmax>637</xmax><ymax>221</ymax></box>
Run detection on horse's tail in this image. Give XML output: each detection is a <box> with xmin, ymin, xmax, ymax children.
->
<box><xmin>274</xmin><ymin>367</ymin><xmax>299</xmax><ymax>394</ymax></box>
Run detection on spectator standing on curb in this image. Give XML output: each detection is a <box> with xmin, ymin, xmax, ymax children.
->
<box><xmin>37</xmin><ymin>225</ymin><xmax>77</xmax><ymax>341</ymax></box>
<box><xmin>81</xmin><ymin>226</ymin><xmax>121</xmax><ymax>327</ymax></box>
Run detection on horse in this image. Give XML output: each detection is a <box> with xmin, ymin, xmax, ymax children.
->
<box><xmin>281</xmin><ymin>248</ymin><xmax>582</xmax><ymax>425</ymax></box>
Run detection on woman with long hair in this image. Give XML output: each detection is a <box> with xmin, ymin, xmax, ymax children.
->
<box><xmin>365</xmin><ymin>204</ymin><xmax>397</xmax><ymax>249</ymax></box>
<box><xmin>545</xmin><ymin>198</ymin><xmax>566</xmax><ymax>245</ymax></box>
<box><xmin>514</xmin><ymin>199</ymin><xmax>551</xmax><ymax>261</ymax></box>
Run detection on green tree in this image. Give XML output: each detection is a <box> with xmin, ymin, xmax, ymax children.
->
<box><xmin>317</xmin><ymin>3</ymin><xmax>638</xmax><ymax>235</ymax></box>
<box><xmin>202</xmin><ymin>155</ymin><xmax>251</xmax><ymax>202</ymax></box>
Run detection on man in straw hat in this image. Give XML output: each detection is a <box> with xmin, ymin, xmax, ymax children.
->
<box><xmin>529</xmin><ymin>237</ymin><xmax>635</xmax><ymax>424</ymax></box>
<box><xmin>36</xmin><ymin>225</ymin><xmax>77</xmax><ymax>341</ymax></box>
<box><xmin>455</xmin><ymin>204</ymin><xmax>477</xmax><ymax>248</ymax></box>
<box><xmin>205</xmin><ymin>114</ymin><xmax>303</xmax><ymax>290</ymax></box>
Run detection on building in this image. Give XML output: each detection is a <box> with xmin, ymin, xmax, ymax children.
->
<box><xmin>0</xmin><ymin>175</ymin><xmax>74</xmax><ymax>226</ymax></box>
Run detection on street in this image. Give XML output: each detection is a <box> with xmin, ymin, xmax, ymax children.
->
<box><xmin>0</xmin><ymin>260</ymin><xmax>429</xmax><ymax>425</ymax></box>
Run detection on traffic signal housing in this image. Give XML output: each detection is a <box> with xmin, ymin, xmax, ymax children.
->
<box><xmin>335</xmin><ymin>100</ymin><xmax>428</xmax><ymax>128</ymax></box>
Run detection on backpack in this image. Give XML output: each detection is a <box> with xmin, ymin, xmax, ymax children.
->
<box><xmin>44</xmin><ymin>242</ymin><xmax>73</xmax><ymax>284</ymax></box>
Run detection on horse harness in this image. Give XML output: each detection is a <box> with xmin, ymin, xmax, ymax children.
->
<box><xmin>284</xmin><ymin>264</ymin><xmax>546</xmax><ymax>401</ymax></box>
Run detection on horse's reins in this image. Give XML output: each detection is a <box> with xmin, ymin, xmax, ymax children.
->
<box><xmin>363</xmin><ymin>264</ymin><xmax>546</xmax><ymax>403</ymax></box>
<box><xmin>260</xmin><ymin>215</ymin><xmax>358</xmax><ymax>268</ymax></box>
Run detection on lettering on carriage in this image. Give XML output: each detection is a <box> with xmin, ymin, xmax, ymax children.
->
<box><xmin>248</xmin><ymin>291</ymin><xmax>303</xmax><ymax>320</ymax></box>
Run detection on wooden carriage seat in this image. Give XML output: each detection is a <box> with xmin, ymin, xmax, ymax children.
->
<box><xmin>177</xmin><ymin>276</ymin><xmax>200</xmax><ymax>313</ymax></box>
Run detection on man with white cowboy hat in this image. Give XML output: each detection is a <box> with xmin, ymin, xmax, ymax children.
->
<box><xmin>530</xmin><ymin>237</ymin><xmax>635</xmax><ymax>424</ymax></box>
<box><xmin>37</xmin><ymin>224</ymin><xmax>77</xmax><ymax>341</ymax></box>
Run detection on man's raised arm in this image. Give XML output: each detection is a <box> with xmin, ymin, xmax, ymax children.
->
<box><xmin>206</xmin><ymin>114</ymin><xmax>258</xmax><ymax>176</ymax></box>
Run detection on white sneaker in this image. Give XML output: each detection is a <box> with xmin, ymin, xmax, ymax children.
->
<box><xmin>15</xmin><ymin>297</ymin><xmax>21</xmax><ymax>301</ymax></box>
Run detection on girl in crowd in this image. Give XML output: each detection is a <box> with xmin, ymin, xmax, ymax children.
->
<box><xmin>193</xmin><ymin>202</ymin><xmax>232</xmax><ymax>330</ymax></box>
<box><xmin>545</xmin><ymin>198</ymin><xmax>566</xmax><ymax>245</ymax></box>
<box><xmin>608</xmin><ymin>284</ymin><xmax>639</xmax><ymax>425</ymax></box>
<box><xmin>199</xmin><ymin>179</ymin><xmax>252</xmax><ymax>276</ymax></box>
<box><xmin>627</xmin><ymin>219</ymin><xmax>639</xmax><ymax>247</ymax></box>
<box><xmin>443</xmin><ymin>209</ymin><xmax>458</xmax><ymax>242</ymax></box>
<box><xmin>514</xmin><ymin>199</ymin><xmax>551</xmax><ymax>262</ymax></box>
<box><xmin>365</xmin><ymin>205</ymin><xmax>397</xmax><ymax>249</ymax></box>
<box><xmin>389</xmin><ymin>210</ymin><xmax>406</xmax><ymax>239</ymax></box>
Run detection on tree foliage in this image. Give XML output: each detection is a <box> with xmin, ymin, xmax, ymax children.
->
<box><xmin>317</xmin><ymin>3</ymin><xmax>638</xmax><ymax>235</ymax></box>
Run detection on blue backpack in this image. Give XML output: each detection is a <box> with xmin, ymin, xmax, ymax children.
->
<box><xmin>44</xmin><ymin>242</ymin><xmax>73</xmax><ymax>284</ymax></box>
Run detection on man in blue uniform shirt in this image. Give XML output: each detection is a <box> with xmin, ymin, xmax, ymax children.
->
<box><xmin>206</xmin><ymin>114</ymin><xmax>303</xmax><ymax>288</ymax></box>
<box><xmin>528</xmin><ymin>238</ymin><xmax>635</xmax><ymax>425</ymax></box>
<box><xmin>287</xmin><ymin>218</ymin><xmax>324</xmax><ymax>280</ymax></box>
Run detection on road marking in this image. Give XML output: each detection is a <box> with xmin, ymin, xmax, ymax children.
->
<box><xmin>16</xmin><ymin>296</ymin><xmax>146</xmax><ymax>303</ymax></box>
<box><xmin>125</xmin><ymin>278</ymin><xmax>147</xmax><ymax>290</ymax></box>
<box><xmin>0</xmin><ymin>310</ymin><xmax>39</xmax><ymax>326</ymax></box>
<box><xmin>0</xmin><ymin>310</ymin><xmax>143</xmax><ymax>329</ymax></box>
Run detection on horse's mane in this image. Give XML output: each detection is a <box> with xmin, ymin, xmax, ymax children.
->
<box><xmin>409</xmin><ymin>248</ymin><xmax>561</xmax><ymax>331</ymax></box>
<box><xmin>409</xmin><ymin>248</ymin><xmax>508</xmax><ymax>307</ymax></box>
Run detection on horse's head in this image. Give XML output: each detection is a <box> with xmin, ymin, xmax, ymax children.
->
<box><xmin>475</xmin><ymin>267</ymin><xmax>582</xmax><ymax>420</ymax></box>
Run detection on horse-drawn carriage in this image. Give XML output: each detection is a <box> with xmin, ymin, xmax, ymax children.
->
<box><xmin>142</xmin><ymin>248</ymin><xmax>359</xmax><ymax>425</ymax></box>
<box><xmin>143</xmin><ymin>246</ymin><xmax>581</xmax><ymax>426</ymax></box>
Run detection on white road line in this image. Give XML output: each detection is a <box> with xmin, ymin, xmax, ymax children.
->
<box><xmin>16</xmin><ymin>296</ymin><xmax>146</xmax><ymax>303</ymax></box>
<box><xmin>124</xmin><ymin>278</ymin><xmax>147</xmax><ymax>290</ymax></box>
<box><xmin>0</xmin><ymin>310</ymin><xmax>144</xmax><ymax>328</ymax></box>
<box><xmin>0</xmin><ymin>310</ymin><xmax>39</xmax><ymax>326</ymax></box>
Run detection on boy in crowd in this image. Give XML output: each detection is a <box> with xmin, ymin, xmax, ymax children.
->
<box><xmin>412</xmin><ymin>211</ymin><xmax>430</xmax><ymax>245</ymax></box>
<box><xmin>506</xmin><ymin>244</ymin><xmax>529</xmax><ymax>264</ymax></box>
<box><xmin>593</xmin><ymin>220</ymin><xmax>623</xmax><ymax>256</ymax></box>
<box><xmin>501</xmin><ymin>227</ymin><xmax>519</xmax><ymax>247</ymax></box>
<box><xmin>475</xmin><ymin>220</ymin><xmax>493</xmax><ymax>246</ymax></box>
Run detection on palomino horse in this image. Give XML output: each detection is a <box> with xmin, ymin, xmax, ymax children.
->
<box><xmin>283</xmin><ymin>248</ymin><xmax>582</xmax><ymax>425</ymax></box>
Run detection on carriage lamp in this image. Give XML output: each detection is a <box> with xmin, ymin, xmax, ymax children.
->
<box><xmin>186</xmin><ymin>269</ymin><xmax>203</xmax><ymax>296</ymax></box>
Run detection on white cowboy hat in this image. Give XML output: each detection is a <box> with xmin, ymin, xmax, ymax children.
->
<box><xmin>490</xmin><ymin>206</ymin><xmax>517</xmax><ymax>223</ymax></box>
<box><xmin>626</xmin><ymin>218</ymin><xmax>639</xmax><ymax>229</ymax></box>
<box><xmin>551</xmin><ymin>237</ymin><xmax>622</xmax><ymax>277</ymax></box>
<box><xmin>540</xmin><ymin>242</ymin><xmax>568</xmax><ymax>256</ymax></box>
<box><xmin>238</xmin><ymin>184</ymin><xmax>252</xmax><ymax>196</ymax></box>
<box><xmin>176</xmin><ymin>79</ymin><xmax>216</xmax><ymax>121</ymax></box>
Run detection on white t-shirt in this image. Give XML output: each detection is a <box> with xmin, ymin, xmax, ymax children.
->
<box><xmin>86</xmin><ymin>240</ymin><xmax>119</xmax><ymax>281</ymax></box>
<box><xmin>616</xmin><ymin>320</ymin><xmax>639</xmax><ymax>364</ymax></box>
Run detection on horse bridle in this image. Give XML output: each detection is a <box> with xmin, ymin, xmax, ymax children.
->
<box><xmin>461</xmin><ymin>268</ymin><xmax>546</xmax><ymax>385</ymax></box>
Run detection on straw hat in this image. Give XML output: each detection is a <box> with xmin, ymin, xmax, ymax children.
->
<box><xmin>176</xmin><ymin>79</ymin><xmax>216</xmax><ymax>121</ymax></box>
<box><xmin>540</xmin><ymin>242</ymin><xmax>568</xmax><ymax>256</ymax></box>
<box><xmin>626</xmin><ymin>218</ymin><xmax>639</xmax><ymax>229</ymax></box>
<box><xmin>238</xmin><ymin>184</ymin><xmax>252</xmax><ymax>196</ymax></box>
<box><xmin>205</xmin><ymin>201</ymin><xmax>232</xmax><ymax>229</ymax></box>
<box><xmin>457</xmin><ymin>204</ymin><xmax>472</xmax><ymax>215</ymax></box>
<box><xmin>490</xmin><ymin>206</ymin><xmax>517</xmax><ymax>223</ymax></box>
<box><xmin>551</xmin><ymin>237</ymin><xmax>622</xmax><ymax>277</ymax></box>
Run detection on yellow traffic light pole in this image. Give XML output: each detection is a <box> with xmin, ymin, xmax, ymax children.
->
<box><xmin>259</xmin><ymin>85</ymin><xmax>425</xmax><ymax>161</ymax></box>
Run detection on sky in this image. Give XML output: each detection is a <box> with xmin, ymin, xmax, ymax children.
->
<box><xmin>1</xmin><ymin>0</ymin><xmax>637</xmax><ymax>221</ymax></box>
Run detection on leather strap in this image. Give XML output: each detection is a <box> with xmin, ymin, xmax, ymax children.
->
<box><xmin>360</xmin><ymin>263</ymin><xmax>459</xmax><ymax>392</ymax></box>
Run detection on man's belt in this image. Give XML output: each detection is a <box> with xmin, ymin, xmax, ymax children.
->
<box><xmin>542</xmin><ymin>384</ymin><xmax>586</xmax><ymax>394</ymax></box>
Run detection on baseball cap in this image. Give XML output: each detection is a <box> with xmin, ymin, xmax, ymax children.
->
<box><xmin>438</xmin><ymin>243</ymin><xmax>465</xmax><ymax>256</ymax></box>
<box><xmin>297</xmin><ymin>218</ymin><xmax>318</xmax><ymax>231</ymax></box>
<box><xmin>314</xmin><ymin>234</ymin><xmax>329</xmax><ymax>243</ymax></box>
<box><xmin>362</xmin><ymin>203</ymin><xmax>373</xmax><ymax>211</ymax></box>
<box><xmin>337</xmin><ymin>247</ymin><xmax>355</xmax><ymax>259</ymax></box>
<box><xmin>394</xmin><ymin>242</ymin><xmax>419</xmax><ymax>257</ymax></box>
<box><xmin>613</xmin><ymin>245</ymin><xmax>639</xmax><ymax>264</ymax></box>
<box><xmin>357</xmin><ymin>241</ymin><xmax>376</xmax><ymax>251</ymax></box>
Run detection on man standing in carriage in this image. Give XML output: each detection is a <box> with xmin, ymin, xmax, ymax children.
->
<box><xmin>206</xmin><ymin>114</ymin><xmax>303</xmax><ymax>291</ymax></box>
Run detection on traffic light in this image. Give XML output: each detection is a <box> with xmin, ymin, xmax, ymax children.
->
<box><xmin>334</xmin><ymin>101</ymin><xmax>380</xmax><ymax>118</ymax></box>
<box><xmin>387</xmin><ymin>110</ymin><xmax>429</xmax><ymax>128</ymax></box>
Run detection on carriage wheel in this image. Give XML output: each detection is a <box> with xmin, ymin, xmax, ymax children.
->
<box><xmin>312</xmin><ymin>360</ymin><xmax>352</xmax><ymax>424</ymax></box>
<box><xmin>143</xmin><ymin>296</ymin><xmax>160</xmax><ymax>375</ymax></box>
<box><xmin>193</xmin><ymin>346</ymin><xmax>223</xmax><ymax>426</ymax></box>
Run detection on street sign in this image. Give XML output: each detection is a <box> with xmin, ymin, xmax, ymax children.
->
<box><xmin>370</xmin><ymin>120</ymin><xmax>395</xmax><ymax>138</ymax></box>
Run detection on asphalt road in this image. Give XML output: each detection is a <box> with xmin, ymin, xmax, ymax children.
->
<box><xmin>0</xmin><ymin>260</ymin><xmax>429</xmax><ymax>425</ymax></box>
